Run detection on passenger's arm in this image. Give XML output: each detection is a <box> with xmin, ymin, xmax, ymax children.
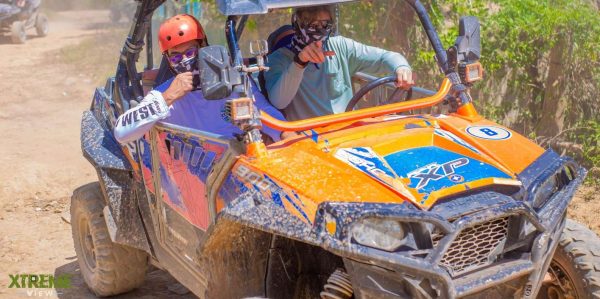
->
<box><xmin>113</xmin><ymin>91</ymin><xmax>170</xmax><ymax>144</ymax></box>
<box><xmin>344</xmin><ymin>37</ymin><xmax>411</xmax><ymax>75</ymax></box>
<box><xmin>251</xmin><ymin>82</ymin><xmax>286</xmax><ymax>142</ymax></box>
<box><xmin>113</xmin><ymin>73</ymin><xmax>193</xmax><ymax>144</ymax></box>
<box><xmin>264</xmin><ymin>52</ymin><xmax>305</xmax><ymax>110</ymax></box>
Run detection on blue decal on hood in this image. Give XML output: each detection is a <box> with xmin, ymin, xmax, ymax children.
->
<box><xmin>302</xmin><ymin>129</ymin><xmax>319</xmax><ymax>143</ymax></box>
<box><xmin>335</xmin><ymin>147</ymin><xmax>397</xmax><ymax>180</ymax></box>
<box><xmin>334</xmin><ymin>147</ymin><xmax>417</xmax><ymax>201</ymax></box>
<box><xmin>384</xmin><ymin>147</ymin><xmax>511</xmax><ymax>194</ymax></box>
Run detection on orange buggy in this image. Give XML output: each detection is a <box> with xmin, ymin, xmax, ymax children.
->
<box><xmin>72</xmin><ymin>0</ymin><xmax>600</xmax><ymax>298</ymax></box>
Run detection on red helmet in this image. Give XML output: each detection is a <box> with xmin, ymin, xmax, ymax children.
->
<box><xmin>158</xmin><ymin>14</ymin><xmax>206</xmax><ymax>53</ymax></box>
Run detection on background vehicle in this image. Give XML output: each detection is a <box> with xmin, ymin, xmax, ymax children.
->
<box><xmin>0</xmin><ymin>0</ymin><xmax>48</xmax><ymax>43</ymax></box>
<box><xmin>72</xmin><ymin>0</ymin><xmax>600</xmax><ymax>298</ymax></box>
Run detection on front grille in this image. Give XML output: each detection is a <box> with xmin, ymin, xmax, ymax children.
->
<box><xmin>433</xmin><ymin>217</ymin><xmax>509</xmax><ymax>276</ymax></box>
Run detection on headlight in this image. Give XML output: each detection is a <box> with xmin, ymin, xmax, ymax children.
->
<box><xmin>532</xmin><ymin>174</ymin><xmax>558</xmax><ymax>208</ymax></box>
<box><xmin>350</xmin><ymin>218</ymin><xmax>406</xmax><ymax>252</ymax></box>
<box><xmin>531</xmin><ymin>166</ymin><xmax>575</xmax><ymax>208</ymax></box>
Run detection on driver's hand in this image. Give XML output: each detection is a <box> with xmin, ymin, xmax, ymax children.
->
<box><xmin>298</xmin><ymin>41</ymin><xmax>326</xmax><ymax>65</ymax></box>
<box><xmin>162</xmin><ymin>72</ymin><xmax>193</xmax><ymax>106</ymax></box>
<box><xmin>395</xmin><ymin>67</ymin><xmax>414</xmax><ymax>90</ymax></box>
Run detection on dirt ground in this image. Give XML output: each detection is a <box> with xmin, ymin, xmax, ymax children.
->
<box><xmin>0</xmin><ymin>9</ymin><xmax>598</xmax><ymax>299</ymax></box>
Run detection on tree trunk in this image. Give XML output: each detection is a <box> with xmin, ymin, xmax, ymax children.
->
<box><xmin>537</xmin><ymin>35</ymin><xmax>568</xmax><ymax>138</ymax></box>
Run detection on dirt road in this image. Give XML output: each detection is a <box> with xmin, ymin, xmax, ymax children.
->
<box><xmin>0</xmin><ymin>8</ymin><xmax>598</xmax><ymax>299</ymax></box>
<box><xmin>0</xmin><ymin>10</ymin><xmax>193</xmax><ymax>299</ymax></box>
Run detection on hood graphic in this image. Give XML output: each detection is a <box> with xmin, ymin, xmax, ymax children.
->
<box><xmin>334</xmin><ymin>147</ymin><xmax>416</xmax><ymax>202</ymax></box>
<box><xmin>334</xmin><ymin>145</ymin><xmax>514</xmax><ymax>209</ymax></box>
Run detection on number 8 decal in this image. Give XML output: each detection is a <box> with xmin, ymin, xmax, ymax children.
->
<box><xmin>466</xmin><ymin>126</ymin><xmax>512</xmax><ymax>140</ymax></box>
<box><xmin>479</xmin><ymin>128</ymin><xmax>498</xmax><ymax>136</ymax></box>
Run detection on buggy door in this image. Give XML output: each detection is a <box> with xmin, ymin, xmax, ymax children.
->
<box><xmin>146</xmin><ymin>123</ymin><xmax>240</xmax><ymax>268</ymax></box>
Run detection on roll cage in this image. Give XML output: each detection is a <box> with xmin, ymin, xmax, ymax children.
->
<box><xmin>114</xmin><ymin>0</ymin><xmax>471</xmax><ymax>128</ymax></box>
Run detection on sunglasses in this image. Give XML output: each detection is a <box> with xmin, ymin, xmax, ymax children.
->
<box><xmin>306</xmin><ymin>20</ymin><xmax>333</xmax><ymax>30</ymax></box>
<box><xmin>168</xmin><ymin>47</ymin><xmax>198</xmax><ymax>64</ymax></box>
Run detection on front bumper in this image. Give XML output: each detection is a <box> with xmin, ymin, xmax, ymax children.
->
<box><xmin>342</xmin><ymin>212</ymin><xmax>565</xmax><ymax>299</ymax></box>
<box><xmin>318</xmin><ymin>166</ymin><xmax>584</xmax><ymax>299</ymax></box>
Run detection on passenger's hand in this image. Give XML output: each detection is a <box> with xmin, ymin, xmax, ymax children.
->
<box><xmin>162</xmin><ymin>72</ymin><xmax>193</xmax><ymax>105</ymax></box>
<box><xmin>298</xmin><ymin>41</ymin><xmax>326</xmax><ymax>65</ymax></box>
<box><xmin>395</xmin><ymin>67</ymin><xmax>414</xmax><ymax>90</ymax></box>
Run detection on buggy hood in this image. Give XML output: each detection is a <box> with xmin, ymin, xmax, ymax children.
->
<box><xmin>244</xmin><ymin>115</ymin><xmax>545</xmax><ymax>213</ymax></box>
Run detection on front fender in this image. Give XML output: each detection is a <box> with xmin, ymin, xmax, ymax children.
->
<box><xmin>81</xmin><ymin>103</ymin><xmax>150</xmax><ymax>253</ymax></box>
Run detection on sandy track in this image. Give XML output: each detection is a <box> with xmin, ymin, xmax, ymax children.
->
<box><xmin>0</xmin><ymin>10</ymin><xmax>193</xmax><ymax>299</ymax></box>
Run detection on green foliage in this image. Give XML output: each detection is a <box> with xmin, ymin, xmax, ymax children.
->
<box><xmin>430</xmin><ymin>0</ymin><xmax>600</xmax><ymax>77</ymax></box>
<box><xmin>428</xmin><ymin>0</ymin><xmax>600</xmax><ymax>183</ymax></box>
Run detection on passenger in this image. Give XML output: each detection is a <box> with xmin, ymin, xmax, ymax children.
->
<box><xmin>264</xmin><ymin>5</ymin><xmax>414</xmax><ymax>121</ymax></box>
<box><xmin>114</xmin><ymin>14</ymin><xmax>286</xmax><ymax>144</ymax></box>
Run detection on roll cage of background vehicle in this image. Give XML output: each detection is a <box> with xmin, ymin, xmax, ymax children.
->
<box><xmin>114</xmin><ymin>0</ymin><xmax>482</xmax><ymax>128</ymax></box>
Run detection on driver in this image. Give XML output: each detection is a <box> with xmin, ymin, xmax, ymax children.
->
<box><xmin>114</xmin><ymin>14</ymin><xmax>286</xmax><ymax>144</ymax></box>
<box><xmin>264</xmin><ymin>5</ymin><xmax>414</xmax><ymax>121</ymax></box>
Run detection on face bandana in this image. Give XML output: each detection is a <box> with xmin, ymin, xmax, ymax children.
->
<box><xmin>290</xmin><ymin>14</ymin><xmax>332</xmax><ymax>55</ymax></box>
<box><xmin>171</xmin><ymin>55</ymin><xmax>198</xmax><ymax>74</ymax></box>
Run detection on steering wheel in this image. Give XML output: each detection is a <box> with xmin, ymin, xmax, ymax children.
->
<box><xmin>345</xmin><ymin>75</ymin><xmax>413</xmax><ymax>112</ymax></box>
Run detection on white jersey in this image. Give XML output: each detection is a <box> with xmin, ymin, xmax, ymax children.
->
<box><xmin>113</xmin><ymin>78</ymin><xmax>284</xmax><ymax>144</ymax></box>
<box><xmin>114</xmin><ymin>90</ymin><xmax>170</xmax><ymax>144</ymax></box>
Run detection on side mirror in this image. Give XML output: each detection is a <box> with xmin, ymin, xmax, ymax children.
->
<box><xmin>198</xmin><ymin>45</ymin><xmax>242</xmax><ymax>100</ymax></box>
<box><xmin>455</xmin><ymin>16</ymin><xmax>481</xmax><ymax>63</ymax></box>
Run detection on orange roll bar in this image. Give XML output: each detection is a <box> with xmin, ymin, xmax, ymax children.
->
<box><xmin>457</xmin><ymin>102</ymin><xmax>479</xmax><ymax>118</ymax></box>
<box><xmin>261</xmin><ymin>78</ymin><xmax>452</xmax><ymax>131</ymax></box>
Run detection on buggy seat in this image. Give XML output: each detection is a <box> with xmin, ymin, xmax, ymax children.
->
<box><xmin>267</xmin><ymin>24</ymin><xmax>294</xmax><ymax>54</ymax></box>
<box><xmin>141</xmin><ymin>55</ymin><xmax>175</xmax><ymax>96</ymax></box>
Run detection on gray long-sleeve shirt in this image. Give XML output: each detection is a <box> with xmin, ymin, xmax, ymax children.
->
<box><xmin>264</xmin><ymin>36</ymin><xmax>410</xmax><ymax>120</ymax></box>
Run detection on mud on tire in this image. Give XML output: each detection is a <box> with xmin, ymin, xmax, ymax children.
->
<box><xmin>540</xmin><ymin>219</ymin><xmax>600</xmax><ymax>299</ymax></box>
<box><xmin>71</xmin><ymin>182</ymin><xmax>148</xmax><ymax>297</ymax></box>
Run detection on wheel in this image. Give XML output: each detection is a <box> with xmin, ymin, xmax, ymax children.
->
<box><xmin>538</xmin><ymin>219</ymin><xmax>600</xmax><ymax>299</ymax></box>
<box><xmin>35</xmin><ymin>13</ymin><xmax>48</xmax><ymax>37</ymax></box>
<box><xmin>10</xmin><ymin>21</ymin><xmax>26</xmax><ymax>44</ymax></box>
<box><xmin>71</xmin><ymin>182</ymin><xmax>148</xmax><ymax>296</ymax></box>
